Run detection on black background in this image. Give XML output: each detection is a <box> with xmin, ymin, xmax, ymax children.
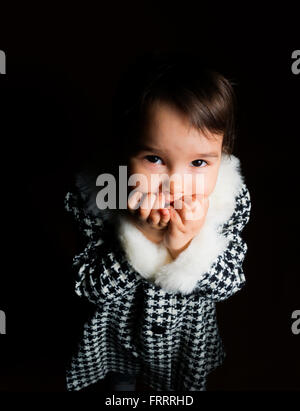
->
<box><xmin>0</xmin><ymin>4</ymin><xmax>299</xmax><ymax>391</ymax></box>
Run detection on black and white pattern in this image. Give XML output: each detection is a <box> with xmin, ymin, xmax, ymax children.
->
<box><xmin>64</xmin><ymin>155</ymin><xmax>251</xmax><ymax>391</ymax></box>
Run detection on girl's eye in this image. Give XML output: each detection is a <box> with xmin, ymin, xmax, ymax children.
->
<box><xmin>191</xmin><ymin>159</ymin><xmax>207</xmax><ymax>168</ymax></box>
<box><xmin>145</xmin><ymin>155</ymin><xmax>163</xmax><ymax>164</ymax></box>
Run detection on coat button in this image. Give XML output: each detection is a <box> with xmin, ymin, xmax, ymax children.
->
<box><xmin>151</xmin><ymin>324</ymin><xmax>165</xmax><ymax>334</ymax></box>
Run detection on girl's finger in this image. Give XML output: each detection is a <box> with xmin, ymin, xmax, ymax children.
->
<box><xmin>139</xmin><ymin>193</ymin><xmax>156</xmax><ymax>220</ymax></box>
<box><xmin>152</xmin><ymin>191</ymin><xmax>164</xmax><ymax>210</ymax></box>
<box><xmin>128</xmin><ymin>190</ymin><xmax>143</xmax><ymax>211</ymax></box>
<box><xmin>147</xmin><ymin>192</ymin><xmax>162</xmax><ymax>225</ymax></box>
<box><xmin>159</xmin><ymin>208</ymin><xmax>170</xmax><ymax>227</ymax></box>
<box><xmin>147</xmin><ymin>208</ymin><xmax>161</xmax><ymax>226</ymax></box>
<box><xmin>159</xmin><ymin>192</ymin><xmax>166</xmax><ymax>209</ymax></box>
<box><xmin>146</xmin><ymin>192</ymin><xmax>163</xmax><ymax>226</ymax></box>
<box><xmin>159</xmin><ymin>190</ymin><xmax>170</xmax><ymax>226</ymax></box>
<box><xmin>173</xmin><ymin>197</ymin><xmax>191</xmax><ymax>214</ymax></box>
<box><xmin>169</xmin><ymin>206</ymin><xmax>185</xmax><ymax>231</ymax></box>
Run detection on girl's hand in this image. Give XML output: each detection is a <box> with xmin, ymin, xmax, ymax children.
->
<box><xmin>162</xmin><ymin>195</ymin><xmax>210</xmax><ymax>259</ymax></box>
<box><xmin>127</xmin><ymin>191</ymin><xmax>171</xmax><ymax>243</ymax></box>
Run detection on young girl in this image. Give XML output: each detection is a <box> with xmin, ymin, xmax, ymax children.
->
<box><xmin>64</xmin><ymin>51</ymin><xmax>251</xmax><ymax>391</ymax></box>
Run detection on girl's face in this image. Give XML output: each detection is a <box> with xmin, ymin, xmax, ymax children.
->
<box><xmin>128</xmin><ymin>101</ymin><xmax>223</xmax><ymax>204</ymax></box>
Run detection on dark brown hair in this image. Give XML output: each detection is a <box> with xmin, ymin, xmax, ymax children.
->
<box><xmin>111</xmin><ymin>50</ymin><xmax>237</xmax><ymax>167</ymax></box>
<box><xmin>73</xmin><ymin>51</ymin><xmax>238</xmax><ymax>215</ymax></box>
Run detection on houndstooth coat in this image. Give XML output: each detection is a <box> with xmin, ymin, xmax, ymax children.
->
<box><xmin>64</xmin><ymin>153</ymin><xmax>251</xmax><ymax>391</ymax></box>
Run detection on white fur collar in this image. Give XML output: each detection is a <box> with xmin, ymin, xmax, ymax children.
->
<box><xmin>117</xmin><ymin>153</ymin><xmax>245</xmax><ymax>294</ymax></box>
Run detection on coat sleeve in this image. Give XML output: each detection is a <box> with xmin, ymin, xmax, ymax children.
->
<box><xmin>64</xmin><ymin>189</ymin><xmax>141</xmax><ymax>305</ymax></box>
<box><xmin>194</xmin><ymin>183</ymin><xmax>251</xmax><ymax>302</ymax></box>
<box><xmin>64</xmin><ymin>190</ymin><xmax>104</xmax><ymax>243</ymax></box>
